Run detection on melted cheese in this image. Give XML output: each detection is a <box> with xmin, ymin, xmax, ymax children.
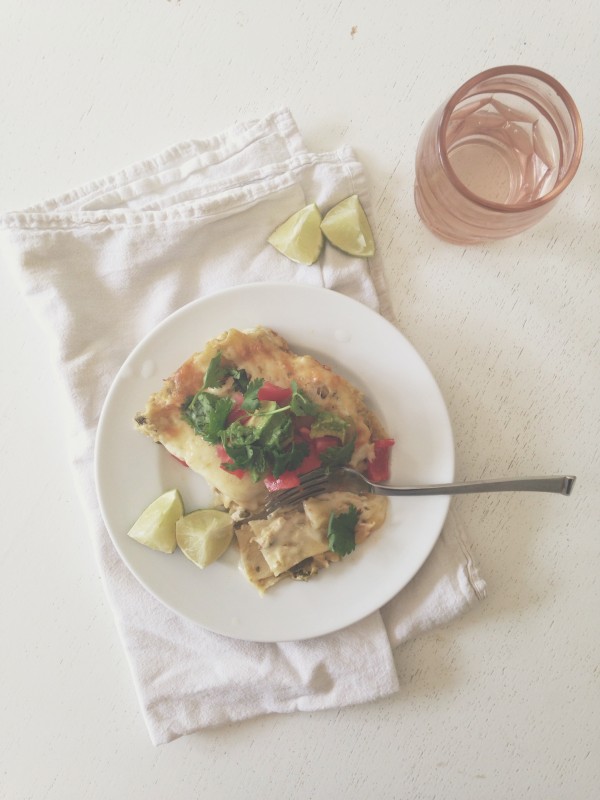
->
<box><xmin>303</xmin><ymin>491</ymin><xmax>388</xmax><ymax>544</ymax></box>
<box><xmin>235</xmin><ymin>524</ymin><xmax>285</xmax><ymax>593</ymax></box>
<box><xmin>248</xmin><ymin>512</ymin><xmax>329</xmax><ymax>576</ymax></box>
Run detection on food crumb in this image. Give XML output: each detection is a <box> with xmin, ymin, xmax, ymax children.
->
<box><xmin>350</xmin><ymin>25</ymin><xmax>358</xmax><ymax>38</ymax></box>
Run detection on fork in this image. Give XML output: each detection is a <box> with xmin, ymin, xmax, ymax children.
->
<box><xmin>264</xmin><ymin>467</ymin><xmax>576</xmax><ymax>515</ymax></box>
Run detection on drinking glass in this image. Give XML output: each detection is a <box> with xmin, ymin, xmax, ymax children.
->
<box><xmin>414</xmin><ymin>66</ymin><xmax>583</xmax><ymax>244</ymax></box>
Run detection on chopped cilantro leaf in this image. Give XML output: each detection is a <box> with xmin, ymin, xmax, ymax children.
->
<box><xmin>241</xmin><ymin>378</ymin><xmax>264</xmax><ymax>411</ymax></box>
<box><xmin>271</xmin><ymin>440</ymin><xmax>309</xmax><ymax>478</ymax></box>
<box><xmin>221</xmin><ymin>442</ymin><xmax>253</xmax><ymax>465</ymax></box>
<box><xmin>224</xmin><ymin>419</ymin><xmax>260</xmax><ymax>446</ymax></box>
<box><xmin>258</xmin><ymin>414</ymin><xmax>292</xmax><ymax>450</ymax></box>
<box><xmin>319</xmin><ymin>435</ymin><xmax>356</xmax><ymax>469</ymax></box>
<box><xmin>289</xmin><ymin>381</ymin><xmax>320</xmax><ymax>417</ymax></box>
<box><xmin>218</xmin><ymin>407</ymin><xmax>305</xmax><ymax>480</ymax></box>
<box><xmin>202</xmin><ymin>355</ymin><xmax>252</xmax><ymax>392</ymax></box>
<box><xmin>327</xmin><ymin>505</ymin><xmax>359</xmax><ymax>556</ymax></box>
<box><xmin>248</xmin><ymin>450</ymin><xmax>268</xmax><ymax>482</ymax></box>
<box><xmin>202</xmin><ymin>353</ymin><xmax>229</xmax><ymax>389</ymax></box>
<box><xmin>221</xmin><ymin>441</ymin><xmax>255</xmax><ymax>471</ymax></box>
<box><xmin>229</xmin><ymin>367</ymin><xmax>250</xmax><ymax>393</ymax></box>
<box><xmin>182</xmin><ymin>391</ymin><xmax>233</xmax><ymax>443</ymax></box>
<box><xmin>221</xmin><ymin>438</ymin><xmax>267</xmax><ymax>482</ymax></box>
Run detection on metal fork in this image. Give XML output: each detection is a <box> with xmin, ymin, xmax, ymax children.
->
<box><xmin>264</xmin><ymin>466</ymin><xmax>576</xmax><ymax>515</ymax></box>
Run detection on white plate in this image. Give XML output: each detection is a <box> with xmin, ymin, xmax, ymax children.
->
<box><xmin>95</xmin><ymin>283</ymin><xmax>454</xmax><ymax>642</ymax></box>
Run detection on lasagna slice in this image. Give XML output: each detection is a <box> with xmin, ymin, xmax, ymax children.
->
<box><xmin>235</xmin><ymin>492</ymin><xmax>388</xmax><ymax>593</ymax></box>
<box><xmin>134</xmin><ymin>326</ymin><xmax>393</xmax><ymax>591</ymax></box>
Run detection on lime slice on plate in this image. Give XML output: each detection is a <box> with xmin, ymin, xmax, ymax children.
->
<box><xmin>267</xmin><ymin>202</ymin><xmax>323</xmax><ymax>265</ymax></box>
<box><xmin>320</xmin><ymin>194</ymin><xmax>375</xmax><ymax>257</ymax></box>
<box><xmin>175</xmin><ymin>509</ymin><xmax>234</xmax><ymax>569</ymax></box>
<box><xmin>127</xmin><ymin>489</ymin><xmax>183</xmax><ymax>553</ymax></box>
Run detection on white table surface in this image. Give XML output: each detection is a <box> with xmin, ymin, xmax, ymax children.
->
<box><xmin>1</xmin><ymin>1</ymin><xmax>598</xmax><ymax>798</ymax></box>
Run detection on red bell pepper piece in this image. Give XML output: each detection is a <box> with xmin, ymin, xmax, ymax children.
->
<box><xmin>366</xmin><ymin>438</ymin><xmax>395</xmax><ymax>482</ymax></box>
<box><xmin>223</xmin><ymin>465</ymin><xmax>246</xmax><ymax>479</ymax></box>
<box><xmin>226</xmin><ymin>406</ymin><xmax>250</xmax><ymax>426</ymax></box>
<box><xmin>297</xmin><ymin>448</ymin><xmax>322</xmax><ymax>474</ymax></box>
<box><xmin>295</xmin><ymin>426</ymin><xmax>312</xmax><ymax>441</ymax></box>
<box><xmin>264</xmin><ymin>471</ymin><xmax>301</xmax><ymax>492</ymax></box>
<box><xmin>313</xmin><ymin>435</ymin><xmax>341</xmax><ymax>454</ymax></box>
<box><xmin>257</xmin><ymin>381</ymin><xmax>293</xmax><ymax>405</ymax></box>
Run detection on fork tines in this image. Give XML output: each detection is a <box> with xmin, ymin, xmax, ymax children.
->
<box><xmin>265</xmin><ymin>468</ymin><xmax>330</xmax><ymax>515</ymax></box>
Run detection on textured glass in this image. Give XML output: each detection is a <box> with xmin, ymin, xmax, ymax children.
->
<box><xmin>414</xmin><ymin>66</ymin><xmax>583</xmax><ymax>244</ymax></box>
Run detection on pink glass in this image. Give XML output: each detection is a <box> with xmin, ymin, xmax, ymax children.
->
<box><xmin>414</xmin><ymin>66</ymin><xmax>583</xmax><ymax>244</ymax></box>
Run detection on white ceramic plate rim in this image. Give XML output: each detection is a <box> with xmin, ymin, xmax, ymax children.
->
<box><xmin>95</xmin><ymin>283</ymin><xmax>454</xmax><ymax>642</ymax></box>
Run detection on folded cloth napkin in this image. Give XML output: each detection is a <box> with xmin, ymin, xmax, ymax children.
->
<box><xmin>0</xmin><ymin>108</ymin><xmax>485</xmax><ymax>745</ymax></box>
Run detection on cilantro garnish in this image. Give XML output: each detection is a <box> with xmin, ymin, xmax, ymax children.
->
<box><xmin>221</xmin><ymin>410</ymin><xmax>306</xmax><ymax>479</ymax></box>
<box><xmin>182</xmin><ymin>392</ymin><xmax>233</xmax><ymax>443</ymax></box>
<box><xmin>229</xmin><ymin>367</ymin><xmax>250</xmax><ymax>393</ymax></box>
<box><xmin>259</xmin><ymin>413</ymin><xmax>292</xmax><ymax>448</ymax></box>
<box><xmin>216</xmin><ymin>408</ymin><xmax>305</xmax><ymax>479</ymax></box>
<box><xmin>222</xmin><ymin>441</ymin><xmax>265</xmax><ymax>482</ymax></box>
<box><xmin>241</xmin><ymin>378</ymin><xmax>264</xmax><ymax>411</ymax></box>
<box><xmin>327</xmin><ymin>505</ymin><xmax>359</xmax><ymax>556</ymax></box>
<box><xmin>181</xmin><ymin>366</ymin><xmax>333</xmax><ymax>483</ymax></box>
<box><xmin>319</xmin><ymin>435</ymin><xmax>356</xmax><ymax>469</ymax></box>
<box><xmin>202</xmin><ymin>354</ymin><xmax>252</xmax><ymax>393</ymax></box>
<box><xmin>224</xmin><ymin>419</ymin><xmax>259</xmax><ymax>446</ymax></box>
<box><xmin>202</xmin><ymin>353</ymin><xmax>229</xmax><ymax>389</ymax></box>
<box><xmin>271</xmin><ymin>439</ymin><xmax>309</xmax><ymax>477</ymax></box>
<box><xmin>289</xmin><ymin>381</ymin><xmax>320</xmax><ymax>417</ymax></box>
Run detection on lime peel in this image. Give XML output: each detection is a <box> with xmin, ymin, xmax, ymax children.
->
<box><xmin>267</xmin><ymin>203</ymin><xmax>323</xmax><ymax>265</ymax></box>
<box><xmin>320</xmin><ymin>194</ymin><xmax>375</xmax><ymax>258</ymax></box>
<box><xmin>127</xmin><ymin>489</ymin><xmax>183</xmax><ymax>553</ymax></box>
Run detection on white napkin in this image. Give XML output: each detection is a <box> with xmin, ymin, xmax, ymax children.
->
<box><xmin>0</xmin><ymin>109</ymin><xmax>485</xmax><ymax>745</ymax></box>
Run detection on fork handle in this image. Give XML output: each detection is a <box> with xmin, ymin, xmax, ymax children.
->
<box><xmin>369</xmin><ymin>475</ymin><xmax>576</xmax><ymax>497</ymax></box>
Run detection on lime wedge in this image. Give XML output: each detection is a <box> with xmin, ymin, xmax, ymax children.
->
<box><xmin>175</xmin><ymin>509</ymin><xmax>234</xmax><ymax>568</ymax></box>
<box><xmin>267</xmin><ymin>203</ymin><xmax>323</xmax><ymax>265</ymax></box>
<box><xmin>127</xmin><ymin>489</ymin><xmax>183</xmax><ymax>553</ymax></box>
<box><xmin>320</xmin><ymin>195</ymin><xmax>375</xmax><ymax>257</ymax></box>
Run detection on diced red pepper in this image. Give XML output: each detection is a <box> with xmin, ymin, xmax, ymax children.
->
<box><xmin>313</xmin><ymin>435</ymin><xmax>341</xmax><ymax>454</ymax></box>
<box><xmin>257</xmin><ymin>381</ymin><xmax>293</xmax><ymax>405</ymax></box>
<box><xmin>226</xmin><ymin>406</ymin><xmax>250</xmax><ymax>426</ymax></box>
<box><xmin>222</xmin><ymin>465</ymin><xmax>246</xmax><ymax>479</ymax></box>
<box><xmin>297</xmin><ymin>448</ymin><xmax>322</xmax><ymax>475</ymax></box>
<box><xmin>215</xmin><ymin>444</ymin><xmax>228</xmax><ymax>460</ymax></box>
<box><xmin>264</xmin><ymin>471</ymin><xmax>301</xmax><ymax>492</ymax></box>
<box><xmin>366</xmin><ymin>438</ymin><xmax>395</xmax><ymax>482</ymax></box>
<box><xmin>296</xmin><ymin>426</ymin><xmax>312</xmax><ymax>441</ymax></box>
